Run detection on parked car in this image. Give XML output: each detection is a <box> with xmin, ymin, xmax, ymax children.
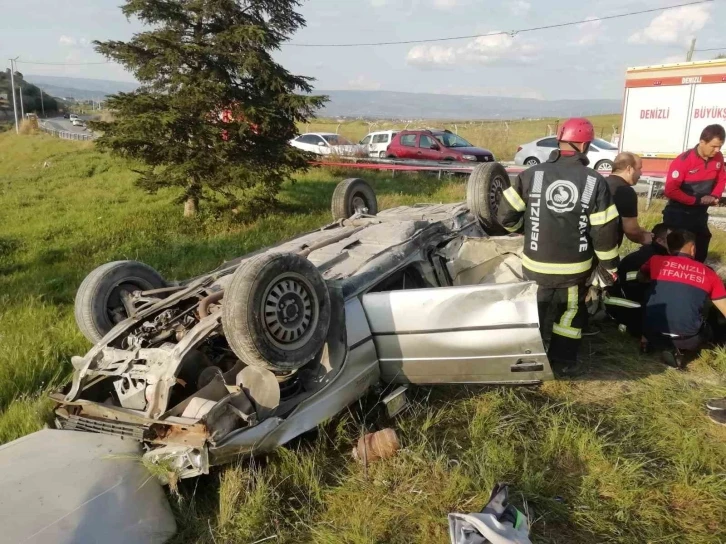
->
<box><xmin>50</xmin><ymin>166</ymin><xmax>549</xmax><ymax>481</ymax></box>
<box><xmin>290</xmin><ymin>133</ymin><xmax>364</xmax><ymax>157</ymax></box>
<box><xmin>71</xmin><ymin>118</ymin><xmax>84</xmax><ymax>127</ymax></box>
<box><xmin>386</xmin><ymin>129</ymin><xmax>495</xmax><ymax>163</ymax></box>
<box><xmin>514</xmin><ymin>137</ymin><xmax>618</xmax><ymax>173</ymax></box>
<box><xmin>359</xmin><ymin>130</ymin><xmax>398</xmax><ymax>158</ymax></box>
<box><xmin>69</xmin><ymin>114</ymin><xmax>79</xmax><ymax>122</ymax></box>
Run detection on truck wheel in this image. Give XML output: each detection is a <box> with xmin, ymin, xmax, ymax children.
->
<box><xmin>222</xmin><ymin>253</ymin><xmax>331</xmax><ymax>372</ymax></box>
<box><xmin>331</xmin><ymin>178</ymin><xmax>378</xmax><ymax>220</ymax></box>
<box><xmin>466</xmin><ymin>162</ymin><xmax>510</xmax><ymax>235</ymax></box>
<box><xmin>595</xmin><ymin>160</ymin><xmax>614</xmax><ymax>173</ymax></box>
<box><xmin>75</xmin><ymin>261</ymin><xmax>166</xmax><ymax>344</ymax></box>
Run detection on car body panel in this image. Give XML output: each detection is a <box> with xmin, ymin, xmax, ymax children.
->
<box><xmin>0</xmin><ymin>429</ymin><xmax>176</xmax><ymax>544</ymax></box>
<box><xmin>362</xmin><ymin>282</ymin><xmax>551</xmax><ymax>384</ymax></box>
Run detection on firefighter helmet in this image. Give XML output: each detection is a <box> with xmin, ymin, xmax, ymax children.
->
<box><xmin>557</xmin><ymin>118</ymin><xmax>595</xmax><ymax>144</ymax></box>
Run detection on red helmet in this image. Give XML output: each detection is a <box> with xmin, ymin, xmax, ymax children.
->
<box><xmin>557</xmin><ymin>118</ymin><xmax>595</xmax><ymax>143</ymax></box>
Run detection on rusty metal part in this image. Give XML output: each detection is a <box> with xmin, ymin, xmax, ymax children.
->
<box><xmin>198</xmin><ymin>290</ymin><xmax>224</xmax><ymax>318</ymax></box>
<box><xmin>148</xmin><ymin>422</ymin><xmax>208</xmax><ymax>449</ymax></box>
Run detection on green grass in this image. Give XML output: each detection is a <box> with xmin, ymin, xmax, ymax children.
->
<box><xmin>2</xmin><ymin>130</ymin><xmax>726</xmax><ymax>543</ymax></box>
<box><xmin>302</xmin><ymin>114</ymin><xmax>622</xmax><ymax>162</ymax></box>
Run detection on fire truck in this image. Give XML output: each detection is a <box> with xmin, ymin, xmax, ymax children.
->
<box><xmin>620</xmin><ymin>58</ymin><xmax>726</xmax><ymax>177</ymax></box>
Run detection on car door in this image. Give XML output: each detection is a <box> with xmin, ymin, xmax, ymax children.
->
<box><xmin>398</xmin><ymin>133</ymin><xmax>418</xmax><ymax>159</ymax></box>
<box><xmin>361</xmin><ymin>282</ymin><xmax>552</xmax><ymax>385</ymax></box>
<box><xmin>360</xmin><ymin>134</ymin><xmax>373</xmax><ymax>156</ymax></box>
<box><xmin>312</xmin><ymin>135</ymin><xmax>330</xmax><ymax>155</ymax></box>
<box><xmin>536</xmin><ymin>137</ymin><xmax>558</xmax><ymax>162</ymax></box>
<box><xmin>417</xmin><ymin>134</ymin><xmax>441</xmax><ymax>161</ymax></box>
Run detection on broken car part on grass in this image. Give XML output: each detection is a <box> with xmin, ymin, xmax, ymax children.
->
<box><xmin>52</xmin><ymin>164</ymin><xmax>552</xmax><ymax>481</ymax></box>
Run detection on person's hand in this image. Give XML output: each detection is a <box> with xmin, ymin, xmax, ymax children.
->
<box><xmin>700</xmin><ymin>195</ymin><xmax>718</xmax><ymax>206</ymax></box>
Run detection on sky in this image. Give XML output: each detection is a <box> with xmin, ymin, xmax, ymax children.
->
<box><xmin>1</xmin><ymin>0</ymin><xmax>725</xmax><ymax>100</ymax></box>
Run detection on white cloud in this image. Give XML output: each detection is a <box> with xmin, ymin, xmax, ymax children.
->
<box><xmin>59</xmin><ymin>35</ymin><xmax>76</xmax><ymax>46</ymax></box>
<box><xmin>346</xmin><ymin>75</ymin><xmax>382</xmax><ymax>91</ymax></box>
<box><xmin>508</xmin><ymin>1</ymin><xmax>531</xmax><ymax>17</ymax></box>
<box><xmin>406</xmin><ymin>32</ymin><xmax>535</xmax><ymax>69</ymax></box>
<box><xmin>660</xmin><ymin>54</ymin><xmax>688</xmax><ymax>65</ymax></box>
<box><xmin>370</xmin><ymin>0</ymin><xmax>387</xmax><ymax>6</ymax></box>
<box><xmin>575</xmin><ymin>16</ymin><xmax>603</xmax><ymax>46</ymax></box>
<box><xmin>629</xmin><ymin>4</ymin><xmax>710</xmax><ymax>45</ymax></box>
<box><xmin>432</xmin><ymin>0</ymin><xmax>457</xmax><ymax>9</ymax></box>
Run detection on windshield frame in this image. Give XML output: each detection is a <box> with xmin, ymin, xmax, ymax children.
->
<box><xmin>433</xmin><ymin>132</ymin><xmax>474</xmax><ymax>148</ymax></box>
<box><xmin>322</xmin><ymin>134</ymin><xmax>353</xmax><ymax>146</ymax></box>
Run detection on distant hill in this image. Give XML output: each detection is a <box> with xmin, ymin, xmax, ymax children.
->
<box><xmin>24</xmin><ymin>75</ymin><xmax>137</xmax><ymax>100</ymax></box>
<box><xmin>316</xmin><ymin>90</ymin><xmax>621</xmax><ymax>120</ymax></box>
<box><xmin>23</xmin><ymin>75</ymin><xmax>620</xmax><ymax>119</ymax></box>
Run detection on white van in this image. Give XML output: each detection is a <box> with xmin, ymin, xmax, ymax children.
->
<box><xmin>359</xmin><ymin>130</ymin><xmax>398</xmax><ymax>158</ymax></box>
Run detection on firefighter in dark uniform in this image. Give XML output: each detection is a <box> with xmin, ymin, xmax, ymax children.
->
<box><xmin>663</xmin><ymin>124</ymin><xmax>726</xmax><ymax>262</ymax></box>
<box><xmin>497</xmin><ymin>118</ymin><xmax>620</xmax><ymax>374</ymax></box>
<box><xmin>604</xmin><ymin>223</ymin><xmax>670</xmax><ymax>339</ymax></box>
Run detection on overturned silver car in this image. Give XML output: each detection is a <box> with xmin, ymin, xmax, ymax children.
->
<box><xmin>52</xmin><ymin>165</ymin><xmax>552</xmax><ymax>479</ymax></box>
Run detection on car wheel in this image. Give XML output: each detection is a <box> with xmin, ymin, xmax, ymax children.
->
<box><xmin>595</xmin><ymin>160</ymin><xmax>614</xmax><ymax>173</ymax></box>
<box><xmin>387</xmin><ymin>154</ymin><xmax>396</xmax><ymax>159</ymax></box>
<box><xmin>378</xmin><ymin>151</ymin><xmax>386</xmax><ymax>158</ymax></box>
<box><xmin>466</xmin><ymin>162</ymin><xmax>510</xmax><ymax>235</ymax></box>
<box><xmin>331</xmin><ymin>178</ymin><xmax>378</xmax><ymax>220</ymax></box>
<box><xmin>222</xmin><ymin>253</ymin><xmax>331</xmax><ymax>372</ymax></box>
<box><xmin>524</xmin><ymin>157</ymin><xmax>540</xmax><ymax>166</ymax></box>
<box><xmin>74</xmin><ymin>261</ymin><xmax>166</xmax><ymax>344</ymax></box>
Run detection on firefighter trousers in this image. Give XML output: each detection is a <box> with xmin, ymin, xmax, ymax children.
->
<box><xmin>537</xmin><ymin>283</ymin><xmax>587</xmax><ymax>365</ymax></box>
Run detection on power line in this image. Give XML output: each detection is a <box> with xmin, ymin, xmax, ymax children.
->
<box><xmin>15</xmin><ymin>60</ymin><xmax>110</xmax><ymax>66</ymax></box>
<box><xmin>285</xmin><ymin>0</ymin><xmax>713</xmax><ymax>47</ymax></box>
<box><xmin>694</xmin><ymin>47</ymin><xmax>726</xmax><ymax>52</ymax></box>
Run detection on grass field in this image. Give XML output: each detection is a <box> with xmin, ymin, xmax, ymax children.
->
<box><xmin>302</xmin><ymin>114</ymin><xmax>622</xmax><ymax>162</ymax></box>
<box><xmin>2</xmin><ymin>130</ymin><xmax>726</xmax><ymax>543</ymax></box>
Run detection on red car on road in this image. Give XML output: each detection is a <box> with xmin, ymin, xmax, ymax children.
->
<box><xmin>386</xmin><ymin>129</ymin><xmax>495</xmax><ymax>162</ymax></box>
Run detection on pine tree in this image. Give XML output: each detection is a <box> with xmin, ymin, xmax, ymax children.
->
<box><xmin>92</xmin><ymin>0</ymin><xmax>326</xmax><ymax>217</ymax></box>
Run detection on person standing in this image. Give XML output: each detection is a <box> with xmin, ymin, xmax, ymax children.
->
<box><xmin>607</xmin><ymin>151</ymin><xmax>653</xmax><ymax>247</ymax></box>
<box><xmin>497</xmin><ymin>118</ymin><xmax>620</xmax><ymax>375</ymax></box>
<box><xmin>662</xmin><ymin>124</ymin><xmax>726</xmax><ymax>262</ymax></box>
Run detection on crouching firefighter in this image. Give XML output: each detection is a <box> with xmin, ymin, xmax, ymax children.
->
<box><xmin>497</xmin><ymin>117</ymin><xmax>620</xmax><ymax>375</ymax></box>
<box><xmin>603</xmin><ymin>223</ymin><xmax>670</xmax><ymax>338</ymax></box>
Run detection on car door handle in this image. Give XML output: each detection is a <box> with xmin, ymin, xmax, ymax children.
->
<box><xmin>510</xmin><ymin>361</ymin><xmax>544</xmax><ymax>373</ymax></box>
<box><xmin>416</xmin><ymin>151</ymin><xmax>422</xmax><ymax>154</ymax></box>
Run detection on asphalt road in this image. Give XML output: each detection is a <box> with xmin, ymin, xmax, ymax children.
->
<box><xmin>42</xmin><ymin>115</ymin><xmax>94</xmax><ymax>135</ymax></box>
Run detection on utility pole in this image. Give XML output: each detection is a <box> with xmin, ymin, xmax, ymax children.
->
<box><xmin>9</xmin><ymin>57</ymin><xmax>19</xmax><ymax>133</ymax></box>
<box><xmin>18</xmin><ymin>83</ymin><xmax>24</xmax><ymax>119</ymax></box>
<box><xmin>40</xmin><ymin>88</ymin><xmax>45</xmax><ymax>117</ymax></box>
<box><xmin>686</xmin><ymin>38</ymin><xmax>697</xmax><ymax>62</ymax></box>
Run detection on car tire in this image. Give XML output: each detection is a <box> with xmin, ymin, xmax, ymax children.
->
<box><xmin>331</xmin><ymin>178</ymin><xmax>378</xmax><ymax>220</ymax></box>
<box><xmin>75</xmin><ymin>260</ymin><xmax>166</xmax><ymax>344</ymax></box>
<box><xmin>387</xmin><ymin>154</ymin><xmax>396</xmax><ymax>159</ymax></box>
<box><xmin>466</xmin><ymin>162</ymin><xmax>510</xmax><ymax>235</ymax></box>
<box><xmin>222</xmin><ymin>252</ymin><xmax>331</xmax><ymax>372</ymax></box>
<box><xmin>595</xmin><ymin>160</ymin><xmax>614</xmax><ymax>173</ymax></box>
<box><xmin>524</xmin><ymin>157</ymin><xmax>540</xmax><ymax>166</ymax></box>
<box><xmin>378</xmin><ymin>151</ymin><xmax>386</xmax><ymax>158</ymax></box>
